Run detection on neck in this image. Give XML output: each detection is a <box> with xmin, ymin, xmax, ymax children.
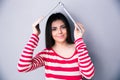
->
<box><xmin>54</xmin><ymin>41</ymin><xmax>68</xmax><ymax>49</ymax></box>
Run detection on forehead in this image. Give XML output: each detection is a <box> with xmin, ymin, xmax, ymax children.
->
<box><xmin>51</xmin><ymin>20</ymin><xmax>65</xmax><ymax>27</ymax></box>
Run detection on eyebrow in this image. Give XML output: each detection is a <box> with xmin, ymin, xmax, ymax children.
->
<box><xmin>52</xmin><ymin>24</ymin><xmax>65</xmax><ymax>28</ymax></box>
<box><xmin>60</xmin><ymin>24</ymin><xmax>66</xmax><ymax>27</ymax></box>
<box><xmin>51</xmin><ymin>26</ymin><xmax>57</xmax><ymax>28</ymax></box>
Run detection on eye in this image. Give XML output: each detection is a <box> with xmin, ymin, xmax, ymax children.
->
<box><xmin>51</xmin><ymin>27</ymin><xmax>57</xmax><ymax>31</ymax></box>
<box><xmin>61</xmin><ymin>25</ymin><xmax>66</xmax><ymax>29</ymax></box>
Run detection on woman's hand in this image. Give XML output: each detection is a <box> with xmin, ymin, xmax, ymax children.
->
<box><xmin>32</xmin><ymin>16</ymin><xmax>44</xmax><ymax>36</ymax></box>
<box><xmin>74</xmin><ymin>22</ymin><xmax>85</xmax><ymax>40</ymax></box>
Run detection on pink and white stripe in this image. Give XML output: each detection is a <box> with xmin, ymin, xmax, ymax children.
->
<box><xmin>17</xmin><ymin>34</ymin><xmax>95</xmax><ymax>80</ymax></box>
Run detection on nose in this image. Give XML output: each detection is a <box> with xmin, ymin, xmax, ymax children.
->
<box><xmin>58</xmin><ymin>28</ymin><xmax>62</xmax><ymax>34</ymax></box>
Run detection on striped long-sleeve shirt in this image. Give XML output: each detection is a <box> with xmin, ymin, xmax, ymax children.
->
<box><xmin>17</xmin><ymin>34</ymin><xmax>95</xmax><ymax>80</ymax></box>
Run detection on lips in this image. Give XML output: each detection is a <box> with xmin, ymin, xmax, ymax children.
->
<box><xmin>56</xmin><ymin>35</ymin><xmax>65</xmax><ymax>39</ymax></box>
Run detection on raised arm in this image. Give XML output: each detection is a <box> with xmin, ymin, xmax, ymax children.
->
<box><xmin>17</xmin><ymin>34</ymin><xmax>45</xmax><ymax>72</ymax></box>
<box><xmin>17</xmin><ymin>17</ymin><xmax>45</xmax><ymax>72</ymax></box>
<box><xmin>74</xmin><ymin>23</ymin><xmax>95</xmax><ymax>79</ymax></box>
<box><xmin>75</xmin><ymin>38</ymin><xmax>95</xmax><ymax>79</ymax></box>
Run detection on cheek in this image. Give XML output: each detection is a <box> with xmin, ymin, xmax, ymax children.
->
<box><xmin>64</xmin><ymin>29</ymin><xmax>67</xmax><ymax>35</ymax></box>
<box><xmin>51</xmin><ymin>31</ymin><xmax>56</xmax><ymax>38</ymax></box>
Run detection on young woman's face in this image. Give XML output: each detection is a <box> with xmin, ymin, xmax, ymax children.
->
<box><xmin>51</xmin><ymin>20</ymin><xmax>67</xmax><ymax>43</ymax></box>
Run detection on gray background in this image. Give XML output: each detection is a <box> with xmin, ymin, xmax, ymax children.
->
<box><xmin>0</xmin><ymin>0</ymin><xmax>120</xmax><ymax>80</ymax></box>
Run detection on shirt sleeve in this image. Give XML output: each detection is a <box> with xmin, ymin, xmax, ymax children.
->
<box><xmin>17</xmin><ymin>34</ymin><xmax>45</xmax><ymax>72</ymax></box>
<box><xmin>74</xmin><ymin>38</ymin><xmax>95</xmax><ymax>79</ymax></box>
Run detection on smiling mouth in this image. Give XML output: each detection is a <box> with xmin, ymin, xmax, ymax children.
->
<box><xmin>57</xmin><ymin>35</ymin><xmax>64</xmax><ymax>38</ymax></box>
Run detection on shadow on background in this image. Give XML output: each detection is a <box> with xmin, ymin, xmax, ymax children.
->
<box><xmin>0</xmin><ymin>0</ymin><xmax>5</xmax><ymax>79</ymax></box>
<box><xmin>115</xmin><ymin>0</ymin><xmax>120</xmax><ymax>13</ymax></box>
<box><xmin>0</xmin><ymin>68</ymin><xmax>6</xmax><ymax>80</ymax></box>
<box><xmin>0</xmin><ymin>0</ymin><xmax>6</xmax><ymax>11</ymax></box>
<box><xmin>114</xmin><ymin>64</ymin><xmax>120</xmax><ymax>80</ymax></box>
<box><xmin>0</xmin><ymin>0</ymin><xmax>3</xmax><ymax>7</ymax></box>
<box><xmin>114</xmin><ymin>0</ymin><xmax>120</xmax><ymax>79</ymax></box>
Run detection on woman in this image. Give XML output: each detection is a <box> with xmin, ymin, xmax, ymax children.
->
<box><xmin>17</xmin><ymin>13</ymin><xmax>95</xmax><ymax>80</ymax></box>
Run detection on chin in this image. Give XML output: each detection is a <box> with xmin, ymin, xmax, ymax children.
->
<box><xmin>55</xmin><ymin>38</ymin><xmax>67</xmax><ymax>43</ymax></box>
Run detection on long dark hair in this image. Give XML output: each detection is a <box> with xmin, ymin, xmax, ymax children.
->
<box><xmin>45</xmin><ymin>13</ymin><xmax>73</xmax><ymax>49</ymax></box>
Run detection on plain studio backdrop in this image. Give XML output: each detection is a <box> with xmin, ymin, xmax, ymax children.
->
<box><xmin>0</xmin><ymin>0</ymin><xmax>120</xmax><ymax>80</ymax></box>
